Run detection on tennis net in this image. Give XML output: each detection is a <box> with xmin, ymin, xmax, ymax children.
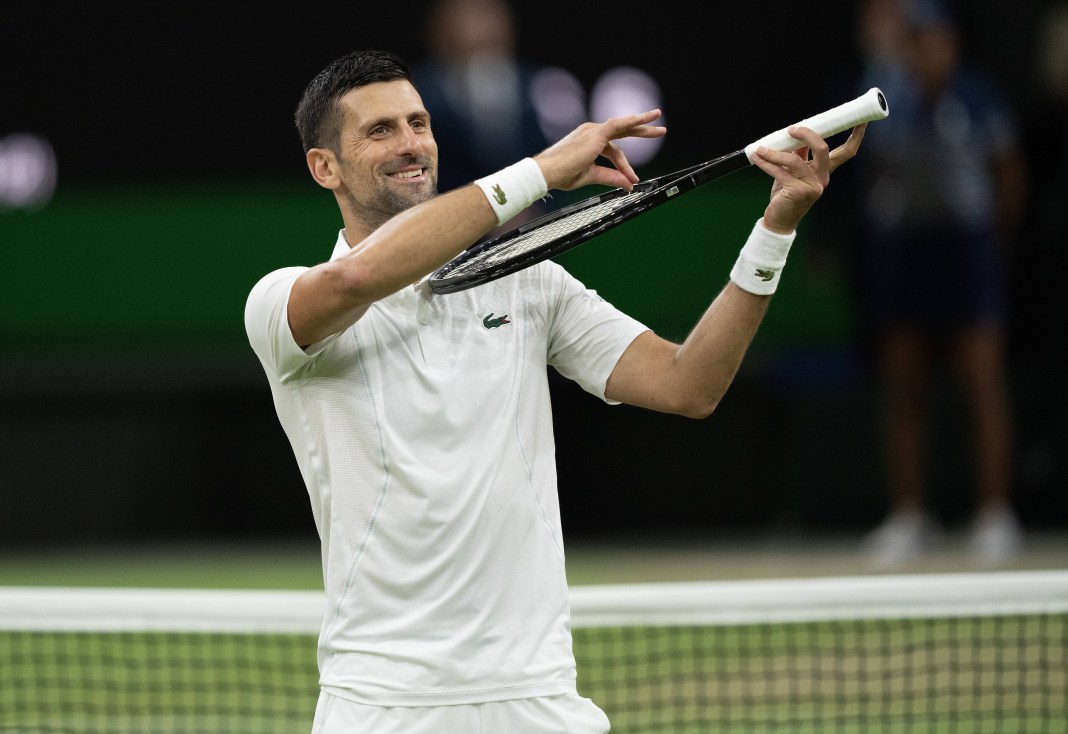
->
<box><xmin>1</xmin><ymin>570</ymin><xmax>1065</xmax><ymax>733</ymax></box>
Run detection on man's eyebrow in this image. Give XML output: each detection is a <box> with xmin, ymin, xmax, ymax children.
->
<box><xmin>363</xmin><ymin>115</ymin><xmax>394</xmax><ymax>131</ymax></box>
<box><xmin>360</xmin><ymin>110</ymin><xmax>428</xmax><ymax>128</ymax></box>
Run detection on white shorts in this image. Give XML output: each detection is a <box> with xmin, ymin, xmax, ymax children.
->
<box><xmin>311</xmin><ymin>690</ymin><xmax>611</xmax><ymax>734</ymax></box>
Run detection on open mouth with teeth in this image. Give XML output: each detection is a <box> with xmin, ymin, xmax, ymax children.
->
<box><xmin>389</xmin><ymin>169</ymin><xmax>425</xmax><ymax>180</ymax></box>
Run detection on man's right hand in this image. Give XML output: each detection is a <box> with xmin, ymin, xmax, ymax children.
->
<box><xmin>533</xmin><ymin>110</ymin><xmax>666</xmax><ymax>193</ymax></box>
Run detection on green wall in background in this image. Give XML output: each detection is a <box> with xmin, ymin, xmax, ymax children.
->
<box><xmin>1</xmin><ymin>185</ymin><xmax>338</xmax><ymax>347</ymax></box>
<box><xmin>0</xmin><ymin>181</ymin><xmax>858</xmax><ymax>350</ymax></box>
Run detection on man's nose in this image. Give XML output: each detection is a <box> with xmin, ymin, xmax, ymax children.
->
<box><xmin>396</xmin><ymin>124</ymin><xmax>425</xmax><ymax>155</ymax></box>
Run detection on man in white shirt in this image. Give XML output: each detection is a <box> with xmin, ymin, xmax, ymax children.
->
<box><xmin>245</xmin><ymin>49</ymin><xmax>865</xmax><ymax>734</ymax></box>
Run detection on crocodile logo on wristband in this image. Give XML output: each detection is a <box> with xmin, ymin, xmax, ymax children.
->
<box><xmin>492</xmin><ymin>184</ymin><xmax>507</xmax><ymax>206</ymax></box>
<box><xmin>755</xmin><ymin>268</ymin><xmax>775</xmax><ymax>282</ymax></box>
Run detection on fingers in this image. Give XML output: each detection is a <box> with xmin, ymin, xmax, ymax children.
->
<box><xmin>749</xmin><ymin>152</ymin><xmax>796</xmax><ymax>198</ymax></box>
<box><xmin>534</xmin><ymin>109</ymin><xmax>666</xmax><ymax>191</ymax></box>
<box><xmin>751</xmin><ymin>121</ymin><xmax>868</xmax><ymax>232</ymax></box>
<box><xmin>751</xmin><ymin>126</ymin><xmax>831</xmax><ymax>184</ymax></box>
<box><xmin>585</xmin><ymin>162</ymin><xmax>640</xmax><ymax>191</ymax></box>
<box><xmin>788</xmin><ymin>126</ymin><xmax>831</xmax><ymax>177</ymax></box>
<box><xmin>586</xmin><ymin>110</ymin><xmax>667</xmax><ymax>191</ymax></box>
<box><xmin>757</xmin><ymin>123</ymin><xmax>868</xmax><ymax>179</ymax></box>
<box><xmin>828</xmin><ymin>123</ymin><xmax>867</xmax><ymax>173</ymax></box>
<box><xmin>598</xmin><ymin>141</ymin><xmax>639</xmax><ymax>188</ymax></box>
<box><xmin>605</xmin><ymin>109</ymin><xmax>665</xmax><ymax>138</ymax></box>
<box><xmin>751</xmin><ymin>146</ymin><xmax>819</xmax><ymax>186</ymax></box>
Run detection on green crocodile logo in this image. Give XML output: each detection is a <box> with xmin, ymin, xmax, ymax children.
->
<box><xmin>482</xmin><ymin>313</ymin><xmax>511</xmax><ymax>329</ymax></box>
<box><xmin>492</xmin><ymin>184</ymin><xmax>507</xmax><ymax>205</ymax></box>
<box><xmin>754</xmin><ymin>268</ymin><xmax>775</xmax><ymax>282</ymax></box>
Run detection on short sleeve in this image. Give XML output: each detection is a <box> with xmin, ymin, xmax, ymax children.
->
<box><xmin>544</xmin><ymin>264</ymin><xmax>649</xmax><ymax>404</ymax></box>
<box><xmin>244</xmin><ymin>267</ymin><xmax>340</xmax><ymax>382</ymax></box>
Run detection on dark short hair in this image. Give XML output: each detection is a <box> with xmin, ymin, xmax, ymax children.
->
<box><xmin>295</xmin><ymin>50</ymin><xmax>412</xmax><ymax>154</ymax></box>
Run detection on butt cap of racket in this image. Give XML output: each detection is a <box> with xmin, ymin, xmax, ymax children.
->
<box><xmin>744</xmin><ymin>87</ymin><xmax>889</xmax><ymax>162</ymax></box>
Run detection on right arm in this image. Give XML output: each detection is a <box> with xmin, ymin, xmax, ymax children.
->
<box><xmin>286</xmin><ymin>110</ymin><xmax>667</xmax><ymax>348</ymax></box>
<box><xmin>286</xmin><ymin>184</ymin><xmax>498</xmax><ymax>348</ymax></box>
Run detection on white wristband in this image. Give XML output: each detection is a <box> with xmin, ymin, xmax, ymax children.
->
<box><xmin>729</xmin><ymin>218</ymin><xmax>797</xmax><ymax>295</ymax></box>
<box><xmin>474</xmin><ymin>158</ymin><xmax>548</xmax><ymax>226</ymax></box>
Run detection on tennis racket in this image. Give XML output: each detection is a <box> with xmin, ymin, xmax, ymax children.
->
<box><xmin>427</xmin><ymin>87</ymin><xmax>889</xmax><ymax>295</ymax></box>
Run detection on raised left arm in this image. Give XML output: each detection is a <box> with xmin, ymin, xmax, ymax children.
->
<box><xmin>604</xmin><ymin>124</ymin><xmax>866</xmax><ymax>417</ymax></box>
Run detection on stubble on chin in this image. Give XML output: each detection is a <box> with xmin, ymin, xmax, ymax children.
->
<box><xmin>345</xmin><ymin>170</ymin><xmax>438</xmax><ymax>232</ymax></box>
<box><xmin>388</xmin><ymin>172</ymin><xmax>438</xmax><ymax>212</ymax></box>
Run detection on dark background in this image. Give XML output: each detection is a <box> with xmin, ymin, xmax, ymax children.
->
<box><xmin>1</xmin><ymin>1</ymin><xmax>1065</xmax><ymax>548</ymax></box>
<box><xmin>1</xmin><ymin>3</ymin><xmax>1051</xmax><ymax>186</ymax></box>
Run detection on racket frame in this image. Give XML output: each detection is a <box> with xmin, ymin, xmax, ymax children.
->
<box><xmin>428</xmin><ymin>151</ymin><xmax>748</xmax><ymax>294</ymax></box>
<box><xmin>428</xmin><ymin>87</ymin><xmax>889</xmax><ymax>294</ymax></box>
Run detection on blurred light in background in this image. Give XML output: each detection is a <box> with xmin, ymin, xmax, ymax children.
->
<box><xmin>530</xmin><ymin>66</ymin><xmax>588</xmax><ymax>143</ymax></box>
<box><xmin>530</xmin><ymin>65</ymin><xmax>665</xmax><ymax>168</ymax></box>
<box><xmin>0</xmin><ymin>133</ymin><xmax>57</xmax><ymax>211</ymax></box>
<box><xmin>590</xmin><ymin>67</ymin><xmax>665</xmax><ymax>167</ymax></box>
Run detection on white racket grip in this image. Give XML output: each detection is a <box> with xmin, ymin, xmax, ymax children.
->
<box><xmin>743</xmin><ymin>87</ymin><xmax>889</xmax><ymax>162</ymax></box>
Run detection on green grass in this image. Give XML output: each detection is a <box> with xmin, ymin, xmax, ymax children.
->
<box><xmin>0</xmin><ymin>539</ymin><xmax>701</xmax><ymax>589</ymax></box>
<box><xmin>0</xmin><ymin>541</ymin><xmax>325</xmax><ymax>590</ymax></box>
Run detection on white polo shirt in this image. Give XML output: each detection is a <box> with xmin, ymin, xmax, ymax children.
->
<box><xmin>244</xmin><ymin>231</ymin><xmax>648</xmax><ymax>706</ymax></box>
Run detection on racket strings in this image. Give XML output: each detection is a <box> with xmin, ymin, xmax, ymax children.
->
<box><xmin>445</xmin><ymin>190</ymin><xmax>648</xmax><ymax>278</ymax></box>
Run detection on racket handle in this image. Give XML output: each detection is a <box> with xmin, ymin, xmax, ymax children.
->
<box><xmin>743</xmin><ymin>87</ymin><xmax>889</xmax><ymax>162</ymax></box>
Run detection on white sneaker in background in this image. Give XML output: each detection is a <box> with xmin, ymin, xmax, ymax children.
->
<box><xmin>967</xmin><ymin>503</ymin><xmax>1023</xmax><ymax>567</ymax></box>
<box><xmin>862</xmin><ymin>508</ymin><xmax>940</xmax><ymax>568</ymax></box>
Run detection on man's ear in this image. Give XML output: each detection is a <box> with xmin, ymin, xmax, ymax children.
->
<box><xmin>306</xmin><ymin>148</ymin><xmax>340</xmax><ymax>190</ymax></box>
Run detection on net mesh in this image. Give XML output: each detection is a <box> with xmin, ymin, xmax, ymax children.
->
<box><xmin>1</xmin><ymin>631</ymin><xmax>315</xmax><ymax>734</ymax></box>
<box><xmin>2</xmin><ymin>572</ymin><xmax>1066</xmax><ymax>733</ymax></box>
<box><xmin>574</xmin><ymin>616</ymin><xmax>1066</xmax><ymax>734</ymax></box>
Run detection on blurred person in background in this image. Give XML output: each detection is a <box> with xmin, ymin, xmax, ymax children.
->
<box><xmin>852</xmin><ymin>0</ymin><xmax>1029</xmax><ymax>567</ymax></box>
<box><xmin>412</xmin><ymin>0</ymin><xmax>553</xmax><ymax>234</ymax></box>
<box><xmin>1031</xmin><ymin>5</ymin><xmax>1068</xmax><ymax>262</ymax></box>
<box><xmin>1039</xmin><ymin>6</ymin><xmax>1068</xmax><ymax>166</ymax></box>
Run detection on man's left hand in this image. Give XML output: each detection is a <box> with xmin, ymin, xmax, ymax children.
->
<box><xmin>752</xmin><ymin>122</ymin><xmax>867</xmax><ymax>234</ymax></box>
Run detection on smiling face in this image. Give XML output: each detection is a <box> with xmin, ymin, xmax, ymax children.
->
<box><xmin>329</xmin><ymin>79</ymin><xmax>439</xmax><ymax>233</ymax></box>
